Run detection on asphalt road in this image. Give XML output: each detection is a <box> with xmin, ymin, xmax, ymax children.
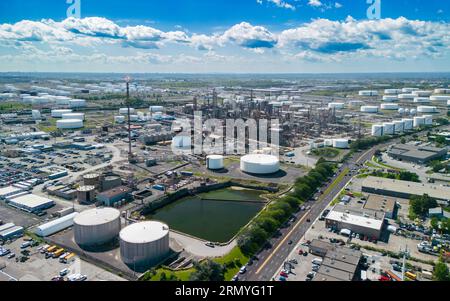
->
<box><xmin>240</xmin><ymin>125</ymin><xmax>448</xmax><ymax>281</ymax></box>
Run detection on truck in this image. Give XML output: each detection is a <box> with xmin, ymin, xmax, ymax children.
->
<box><xmin>52</xmin><ymin>248</ymin><xmax>65</xmax><ymax>258</ymax></box>
<box><xmin>62</xmin><ymin>253</ymin><xmax>76</xmax><ymax>264</ymax></box>
<box><xmin>46</xmin><ymin>245</ymin><xmax>57</xmax><ymax>253</ymax></box>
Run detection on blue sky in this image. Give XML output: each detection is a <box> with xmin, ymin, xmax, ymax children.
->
<box><xmin>0</xmin><ymin>0</ymin><xmax>449</xmax><ymax>73</ymax></box>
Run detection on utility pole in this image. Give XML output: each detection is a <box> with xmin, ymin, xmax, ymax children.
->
<box><xmin>401</xmin><ymin>245</ymin><xmax>409</xmax><ymax>281</ymax></box>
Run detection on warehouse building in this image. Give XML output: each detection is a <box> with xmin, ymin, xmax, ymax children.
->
<box><xmin>96</xmin><ymin>186</ymin><xmax>132</xmax><ymax>207</ymax></box>
<box><xmin>387</xmin><ymin>144</ymin><xmax>447</xmax><ymax>164</ymax></box>
<box><xmin>0</xmin><ymin>226</ymin><xmax>24</xmax><ymax>240</ymax></box>
<box><xmin>7</xmin><ymin>194</ymin><xmax>55</xmax><ymax>213</ymax></box>
<box><xmin>0</xmin><ymin>186</ymin><xmax>24</xmax><ymax>200</ymax></box>
<box><xmin>362</xmin><ymin>176</ymin><xmax>450</xmax><ymax>203</ymax></box>
<box><xmin>363</xmin><ymin>195</ymin><xmax>397</xmax><ymax>219</ymax></box>
<box><xmin>325</xmin><ymin>205</ymin><xmax>385</xmax><ymax>240</ymax></box>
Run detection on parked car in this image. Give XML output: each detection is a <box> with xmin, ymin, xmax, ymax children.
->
<box><xmin>239</xmin><ymin>266</ymin><xmax>247</xmax><ymax>274</ymax></box>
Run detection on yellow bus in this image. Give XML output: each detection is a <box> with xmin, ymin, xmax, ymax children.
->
<box><xmin>63</xmin><ymin>253</ymin><xmax>76</xmax><ymax>263</ymax></box>
<box><xmin>52</xmin><ymin>248</ymin><xmax>65</xmax><ymax>258</ymax></box>
<box><xmin>46</xmin><ymin>245</ymin><xmax>57</xmax><ymax>253</ymax></box>
<box><xmin>405</xmin><ymin>272</ymin><xmax>417</xmax><ymax>281</ymax></box>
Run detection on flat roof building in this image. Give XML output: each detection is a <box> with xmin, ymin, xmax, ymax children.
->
<box><xmin>96</xmin><ymin>186</ymin><xmax>132</xmax><ymax>207</ymax></box>
<box><xmin>325</xmin><ymin>204</ymin><xmax>385</xmax><ymax>239</ymax></box>
<box><xmin>362</xmin><ymin>176</ymin><xmax>450</xmax><ymax>202</ymax></box>
<box><xmin>387</xmin><ymin>144</ymin><xmax>447</xmax><ymax>164</ymax></box>
<box><xmin>364</xmin><ymin>194</ymin><xmax>397</xmax><ymax>219</ymax></box>
<box><xmin>0</xmin><ymin>186</ymin><xmax>24</xmax><ymax>199</ymax></box>
<box><xmin>7</xmin><ymin>194</ymin><xmax>55</xmax><ymax>213</ymax></box>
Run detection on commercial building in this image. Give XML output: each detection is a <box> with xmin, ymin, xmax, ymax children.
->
<box><xmin>0</xmin><ymin>186</ymin><xmax>24</xmax><ymax>200</ymax></box>
<box><xmin>362</xmin><ymin>176</ymin><xmax>450</xmax><ymax>202</ymax></box>
<box><xmin>387</xmin><ymin>144</ymin><xmax>447</xmax><ymax>164</ymax></box>
<box><xmin>325</xmin><ymin>204</ymin><xmax>385</xmax><ymax>239</ymax></box>
<box><xmin>96</xmin><ymin>186</ymin><xmax>132</xmax><ymax>207</ymax></box>
<box><xmin>364</xmin><ymin>195</ymin><xmax>397</xmax><ymax>219</ymax></box>
<box><xmin>7</xmin><ymin>194</ymin><xmax>55</xmax><ymax>213</ymax></box>
<box><xmin>0</xmin><ymin>226</ymin><xmax>24</xmax><ymax>240</ymax></box>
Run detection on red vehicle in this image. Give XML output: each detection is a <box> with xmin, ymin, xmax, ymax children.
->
<box><xmin>280</xmin><ymin>271</ymin><xmax>289</xmax><ymax>278</ymax></box>
<box><xmin>346</xmin><ymin>192</ymin><xmax>354</xmax><ymax>197</ymax></box>
<box><xmin>298</xmin><ymin>249</ymin><xmax>304</xmax><ymax>255</ymax></box>
<box><xmin>379</xmin><ymin>276</ymin><xmax>391</xmax><ymax>281</ymax></box>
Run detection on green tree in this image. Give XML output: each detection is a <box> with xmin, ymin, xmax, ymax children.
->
<box><xmin>433</xmin><ymin>261</ymin><xmax>450</xmax><ymax>281</ymax></box>
<box><xmin>189</xmin><ymin>260</ymin><xmax>226</xmax><ymax>281</ymax></box>
<box><xmin>410</xmin><ymin>194</ymin><xmax>438</xmax><ymax>217</ymax></box>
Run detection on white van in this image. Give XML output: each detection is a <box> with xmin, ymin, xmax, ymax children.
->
<box><xmin>312</xmin><ymin>258</ymin><xmax>323</xmax><ymax>265</ymax></box>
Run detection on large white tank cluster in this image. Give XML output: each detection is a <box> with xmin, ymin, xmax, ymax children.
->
<box><xmin>240</xmin><ymin>154</ymin><xmax>280</xmax><ymax>175</ymax></box>
<box><xmin>414</xmin><ymin>97</ymin><xmax>430</xmax><ymax>103</ymax></box>
<box><xmin>371</xmin><ymin>125</ymin><xmax>384</xmax><ymax>137</ymax></box>
<box><xmin>359</xmin><ymin>90</ymin><xmax>378</xmax><ymax>96</ymax></box>
<box><xmin>360</xmin><ymin>106</ymin><xmax>379</xmax><ymax>113</ymax></box>
<box><xmin>393</xmin><ymin>120</ymin><xmax>405</xmax><ymax>133</ymax></box>
<box><xmin>380</xmin><ymin>103</ymin><xmax>399</xmax><ymax>110</ymax></box>
<box><xmin>328</xmin><ymin>103</ymin><xmax>345</xmax><ymax>110</ymax></box>
<box><xmin>372</xmin><ymin>117</ymin><xmax>415</xmax><ymax>137</ymax></box>
<box><xmin>119</xmin><ymin>108</ymin><xmax>135</xmax><ymax>115</ymax></box>
<box><xmin>434</xmin><ymin>89</ymin><xmax>450</xmax><ymax>94</ymax></box>
<box><xmin>382</xmin><ymin>95</ymin><xmax>398</xmax><ymax>102</ymax></box>
<box><xmin>74</xmin><ymin>208</ymin><xmax>121</xmax><ymax>247</ymax></box>
<box><xmin>402</xmin><ymin>119</ymin><xmax>414</xmax><ymax>131</ymax></box>
<box><xmin>382</xmin><ymin>122</ymin><xmax>395</xmax><ymax>135</ymax></box>
<box><xmin>62</xmin><ymin>113</ymin><xmax>85</xmax><ymax>121</ymax></box>
<box><xmin>430</xmin><ymin>95</ymin><xmax>450</xmax><ymax>102</ymax></box>
<box><xmin>120</xmin><ymin>221</ymin><xmax>170</xmax><ymax>267</ymax></box>
<box><xmin>57</xmin><ymin>119</ymin><xmax>84</xmax><ymax>129</ymax></box>
<box><xmin>423</xmin><ymin>115</ymin><xmax>434</xmax><ymax>126</ymax></box>
<box><xmin>417</xmin><ymin>106</ymin><xmax>437</xmax><ymax>113</ymax></box>
<box><xmin>413</xmin><ymin>116</ymin><xmax>426</xmax><ymax>127</ymax></box>
<box><xmin>51</xmin><ymin>109</ymin><xmax>73</xmax><ymax>118</ymax></box>
<box><xmin>206</xmin><ymin>155</ymin><xmax>224</xmax><ymax>170</ymax></box>
<box><xmin>384</xmin><ymin>89</ymin><xmax>402</xmax><ymax>95</ymax></box>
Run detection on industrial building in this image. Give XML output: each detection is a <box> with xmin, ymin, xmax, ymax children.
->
<box><xmin>206</xmin><ymin>155</ymin><xmax>225</xmax><ymax>170</ymax></box>
<box><xmin>73</xmin><ymin>208</ymin><xmax>121</xmax><ymax>247</ymax></box>
<box><xmin>101</xmin><ymin>175</ymin><xmax>122</xmax><ymax>192</ymax></box>
<box><xmin>387</xmin><ymin>144</ymin><xmax>447</xmax><ymax>164</ymax></box>
<box><xmin>0</xmin><ymin>225</ymin><xmax>24</xmax><ymax>240</ymax></box>
<box><xmin>119</xmin><ymin>221</ymin><xmax>170</xmax><ymax>268</ymax></box>
<box><xmin>35</xmin><ymin>212</ymin><xmax>79</xmax><ymax>237</ymax></box>
<box><xmin>325</xmin><ymin>204</ymin><xmax>386</xmax><ymax>239</ymax></box>
<box><xmin>77</xmin><ymin>186</ymin><xmax>96</xmax><ymax>204</ymax></box>
<box><xmin>7</xmin><ymin>194</ymin><xmax>55</xmax><ymax>213</ymax></box>
<box><xmin>363</xmin><ymin>195</ymin><xmax>397</xmax><ymax>219</ymax></box>
<box><xmin>0</xmin><ymin>186</ymin><xmax>24</xmax><ymax>199</ymax></box>
<box><xmin>96</xmin><ymin>186</ymin><xmax>132</xmax><ymax>207</ymax></box>
<box><xmin>362</xmin><ymin>176</ymin><xmax>450</xmax><ymax>202</ymax></box>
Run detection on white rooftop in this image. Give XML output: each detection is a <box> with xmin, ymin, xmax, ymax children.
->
<box><xmin>74</xmin><ymin>208</ymin><xmax>120</xmax><ymax>226</ymax></box>
<box><xmin>0</xmin><ymin>186</ymin><xmax>23</xmax><ymax>197</ymax></box>
<box><xmin>326</xmin><ymin>210</ymin><xmax>384</xmax><ymax>231</ymax></box>
<box><xmin>9</xmin><ymin>194</ymin><xmax>55</xmax><ymax>208</ymax></box>
<box><xmin>120</xmin><ymin>221</ymin><xmax>169</xmax><ymax>243</ymax></box>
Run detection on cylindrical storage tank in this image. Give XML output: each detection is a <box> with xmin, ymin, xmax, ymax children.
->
<box><xmin>31</xmin><ymin>110</ymin><xmax>41</xmax><ymax>120</ymax></box>
<box><xmin>417</xmin><ymin>106</ymin><xmax>437</xmax><ymax>113</ymax></box>
<box><xmin>206</xmin><ymin>155</ymin><xmax>224</xmax><ymax>170</ymax></box>
<box><xmin>62</xmin><ymin>113</ymin><xmax>85</xmax><ymax>121</ymax></box>
<box><xmin>69</xmin><ymin>99</ymin><xmax>86</xmax><ymax>108</ymax></box>
<box><xmin>383</xmin><ymin>123</ymin><xmax>395</xmax><ymax>135</ymax></box>
<box><xmin>412</xmin><ymin>91</ymin><xmax>432</xmax><ymax>97</ymax></box>
<box><xmin>393</xmin><ymin>121</ymin><xmax>405</xmax><ymax>133</ymax></box>
<box><xmin>120</xmin><ymin>221</ymin><xmax>170</xmax><ymax>267</ymax></box>
<box><xmin>74</xmin><ymin>208</ymin><xmax>121</xmax><ymax>248</ymax></box>
<box><xmin>359</xmin><ymin>90</ymin><xmax>378</xmax><ymax>96</ymax></box>
<box><xmin>398</xmin><ymin>94</ymin><xmax>415</xmax><ymax>100</ymax></box>
<box><xmin>383</xmin><ymin>95</ymin><xmax>398</xmax><ymax>102</ymax></box>
<box><xmin>328</xmin><ymin>103</ymin><xmax>345</xmax><ymax>110</ymax></box>
<box><xmin>398</xmin><ymin>108</ymin><xmax>405</xmax><ymax>115</ymax></box>
<box><xmin>114</xmin><ymin>116</ymin><xmax>125</xmax><ymax>123</ymax></box>
<box><xmin>384</xmin><ymin>89</ymin><xmax>402</xmax><ymax>95</ymax></box>
<box><xmin>430</xmin><ymin>95</ymin><xmax>450</xmax><ymax>102</ymax></box>
<box><xmin>380</xmin><ymin>103</ymin><xmax>399</xmax><ymax>110</ymax></box>
<box><xmin>413</xmin><ymin>116</ymin><xmax>426</xmax><ymax>127</ymax></box>
<box><xmin>324</xmin><ymin>139</ymin><xmax>333</xmax><ymax>147</ymax></box>
<box><xmin>119</xmin><ymin>108</ymin><xmax>135</xmax><ymax>114</ymax></box>
<box><xmin>172</xmin><ymin>136</ymin><xmax>191</xmax><ymax>150</ymax></box>
<box><xmin>332</xmin><ymin>139</ymin><xmax>349</xmax><ymax>149</ymax></box>
<box><xmin>51</xmin><ymin>109</ymin><xmax>73</xmax><ymax>118</ymax></box>
<box><xmin>402</xmin><ymin>88</ymin><xmax>419</xmax><ymax>93</ymax></box>
<box><xmin>149</xmin><ymin>106</ymin><xmax>164</xmax><ymax>113</ymax></box>
<box><xmin>348</xmin><ymin>100</ymin><xmax>364</xmax><ymax>108</ymax></box>
<box><xmin>448</xmin><ymin>100</ymin><xmax>450</xmax><ymax>107</ymax></box>
<box><xmin>101</xmin><ymin>176</ymin><xmax>122</xmax><ymax>192</ymax></box>
<box><xmin>361</xmin><ymin>106</ymin><xmax>379</xmax><ymax>113</ymax></box>
<box><xmin>402</xmin><ymin>119</ymin><xmax>414</xmax><ymax>131</ymax></box>
<box><xmin>56</xmin><ymin>119</ymin><xmax>83</xmax><ymax>129</ymax></box>
<box><xmin>434</xmin><ymin>89</ymin><xmax>450</xmax><ymax>94</ymax></box>
<box><xmin>410</xmin><ymin>109</ymin><xmax>417</xmax><ymax>116</ymax></box>
<box><xmin>423</xmin><ymin>115</ymin><xmax>433</xmax><ymax>125</ymax></box>
<box><xmin>129</xmin><ymin>115</ymin><xmax>139</xmax><ymax>122</ymax></box>
<box><xmin>83</xmin><ymin>173</ymin><xmax>101</xmax><ymax>187</ymax></box>
<box><xmin>414</xmin><ymin>97</ymin><xmax>430</xmax><ymax>103</ymax></box>
<box><xmin>77</xmin><ymin>185</ymin><xmax>96</xmax><ymax>204</ymax></box>
<box><xmin>371</xmin><ymin>125</ymin><xmax>384</xmax><ymax>137</ymax></box>
<box><xmin>240</xmin><ymin>154</ymin><xmax>280</xmax><ymax>175</ymax></box>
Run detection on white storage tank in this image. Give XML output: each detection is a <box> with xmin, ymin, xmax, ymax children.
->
<box><xmin>332</xmin><ymin>139</ymin><xmax>349</xmax><ymax>149</ymax></box>
<box><xmin>348</xmin><ymin>100</ymin><xmax>364</xmax><ymax>108</ymax></box>
<box><xmin>413</xmin><ymin>116</ymin><xmax>426</xmax><ymax>127</ymax></box>
<box><xmin>69</xmin><ymin>99</ymin><xmax>86</xmax><ymax>108</ymax></box>
<box><xmin>328</xmin><ymin>103</ymin><xmax>345</xmax><ymax>110</ymax></box>
<box><xmin>114</xmin><ymin>116</ymin><xmax>125</xmax><ymax>123</ymax></box>
<box><xmin>423</xmin><ymin>115</ymin><xmax>433</xmax><ymax>125</ymax></box>
<box><xmin>448</xmin><ymin>100</ymin><xmax>450</xmax><ymax>107</ymax></box>
<box><xmin>120</xmin><ymin>221</ymin><xmax>170</xmax><ymax>267</ymax></box>
<box><xmin>398</xmin><ymin>94</ymin><xmax>415</xmax><ymax>100</ymax></box>
<box><xmin>130</xmin><ymin>115</ymin><xmax>139</xmax><ymax>122</ymax></box>
<box><xmin>398</xmin><ymin>108</ymin><xmax>405</xmax><ymax>115</ymax></box>
<box><xmin>51</xmin><ymin>109</ymin><xmax>73</xmax><ymax>118</ymax></box>
<box><xmin>414</xmin><ymin>97</ymin><xmax>430</xmax><ymax>103</ymax></box>
<box><xmin>384</xmin><ymin>89</ymin><xmax>402</xmax><ymax>95</ymax></box>
<box><xmin>119</xmin><ymin>108</ymin><xmax>135</xmax><ymax>114</ymax></box>
<box><xmin>402</xmin><ymin>88</ymin><xmax>419</xmax><ymax>93</ymax></box>
<box><xmin>393</xmin><ymin>121</ymin><xmax>405</xmax><ymax>133</ymax></box>
<box><xmin>434</xmin><ymin>89</ymin><xmax>450</xmax><ymax>94</ymax></box>
<box><xmin>382</xmin><ymin>123</ymin><xmax>395</xmax><ymax>135</ymax></box>
<box><xmin>410</xmin><ymin>109</ymin><xmax>417</xmax><ymax>116</ymax></box>
<box><xmin>149</xmin><ymin>106</ymin><xmax>164</xmax><ymax>113</ymax></box>
<box><xmin>430</xmin><ymin>95</ymin><xmax>450</xmax><ymax>102</ymax></box>
<box><xmin>371</xmin><ymin>125</ymin><xmax>384</xmax><ymax>137</ymax></box>
<box><xmin>360</xmin><ymin>106</ymin><xmax>379</xmax><ymax>113</ymax></box>
<box><xmin>62</xmin><ymin>113</ymin><xmax>85</xmax><ymax>121</ymax></box>
<box><xmin>402</xmin><ymin>119</ymin><xmax>414</xmax><ymax>131</ymax></box>
<box><xmin>206</xmin><ymin>155</ymin><xmax>224</xmax><ymax>170</ymax></box>
<box><xmin>383</xmin><ymin>95</ymin><xmax>398</xmax><ymax>102</ymax></box>
<box><xmin>417</xmin><ymin>106</ymin><xmax>437</xmax><ymax>113</ymax></box>
<box><xmin>240</xmin><ymin>154</ymin><xmax>280</xmax><ymax>175</ymax></box>
<box><xmin>412</xmin><ymin>91</ymin><xmax>432</xmax><ymax>97</ymax></box>
<box><xmin>359</xmin><ymin>90</ymin><xmax>378</xmax><ymax>96</ymax></box>
<box><xmin>35</xmin><ymin>212</ymin><xmax>79</xmax><ymax>237</ymax></box>
<box><xmin>31</xmin><ymin>110</ymin><xmax>41</xmax><ymax>120</ymax></box>
<box><xmin>74</xmin><ymin>208</ymin><xmax>121</xmax><ymax>247</ymax></box>
<box><xmin>57</xmin><ymin>119</ymin><xmax>84</xmax><ymax>129</ymax></box>
<box><xmin>380</xmin><ymin>103</ymin><xmax>399</xmax><ymax>110</ymax></box>
<box><xmin>172</xmin><ymin>136</ymin><xmax>191</xmax><ymax>150</ymax></box>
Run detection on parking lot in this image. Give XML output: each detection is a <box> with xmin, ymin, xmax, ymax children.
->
<box><xmin>0</xmin><ymin>236</ymin><xmax>126</xmax><ymax>281</ymax></box>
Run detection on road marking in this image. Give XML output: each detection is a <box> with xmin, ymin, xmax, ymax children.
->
<box><xmin>255</xmin><ymin>211</ymin><xmax>311</xmax><ymax>275</ymax></box>
<box><xmin>357</xmin><ymin>148</ymin><xmax>373</xmax><ymax>164</ymax></box>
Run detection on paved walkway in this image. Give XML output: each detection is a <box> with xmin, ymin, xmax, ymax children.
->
<box><xmin>170</xmin><ymin>231</ymin><xmax>236</xmax><ymax>258</ymax></box>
